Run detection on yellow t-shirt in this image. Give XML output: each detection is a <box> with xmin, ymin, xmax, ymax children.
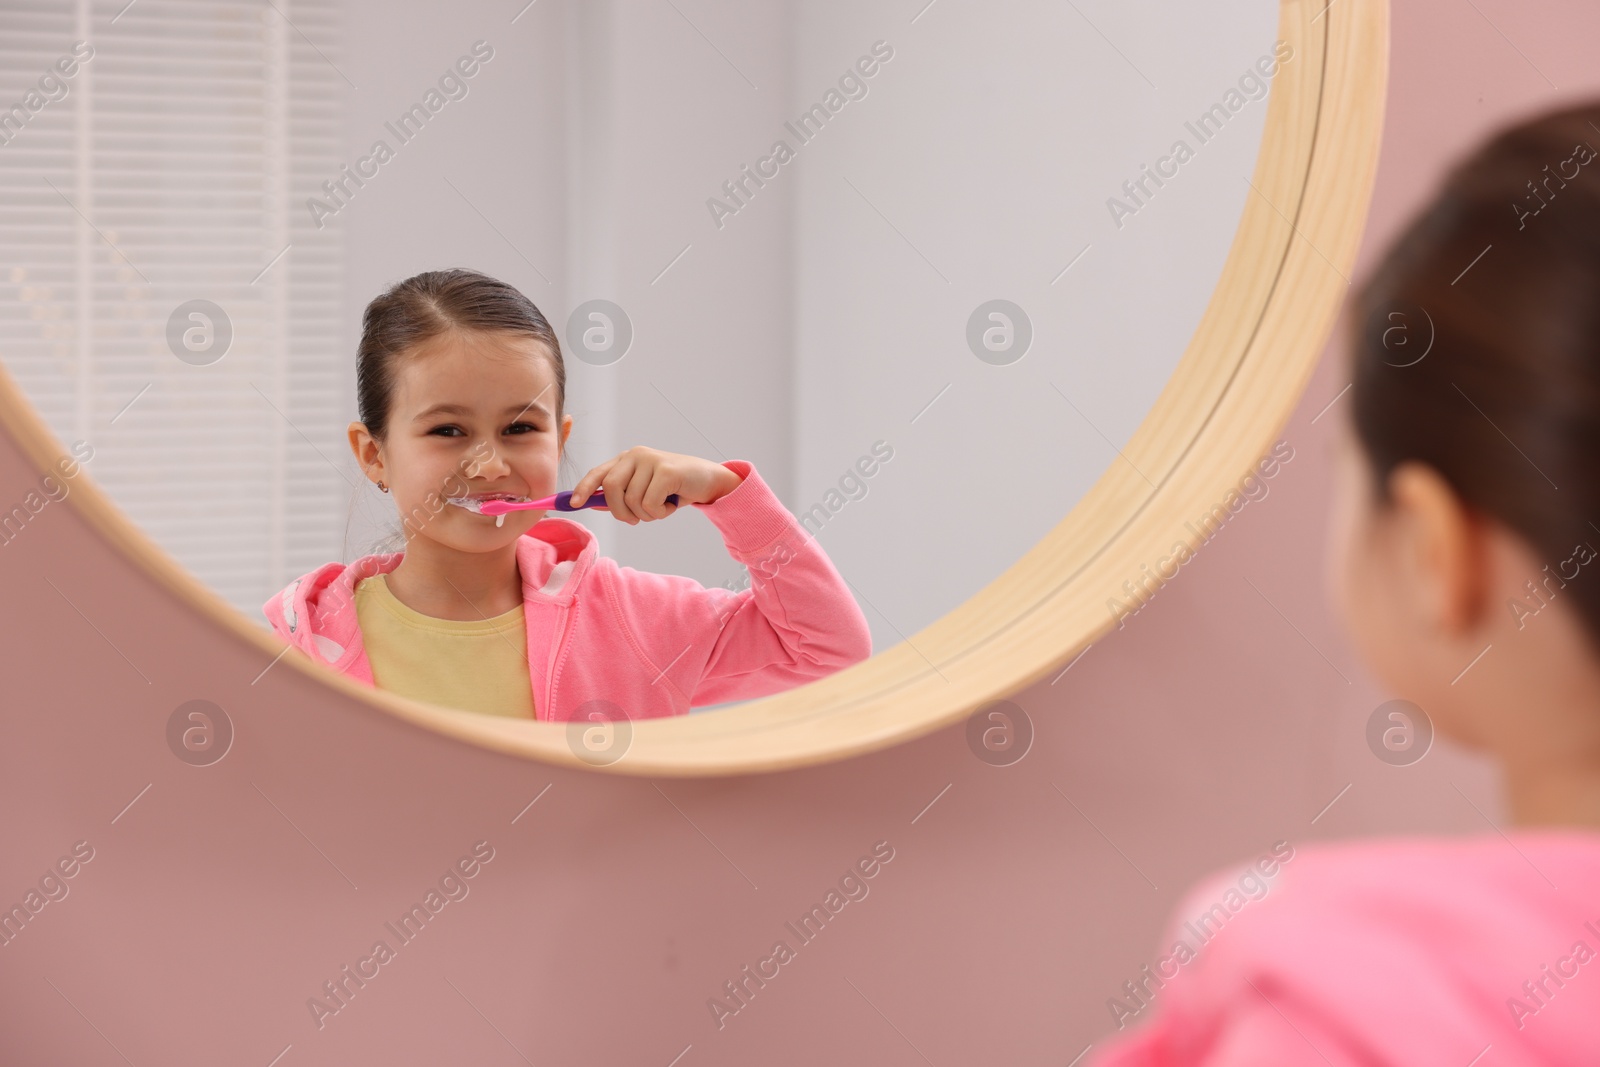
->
<box><xmin>354</xmin><ymin>574</ymin><xmax>535</xmax><ymax>719</ymax></box>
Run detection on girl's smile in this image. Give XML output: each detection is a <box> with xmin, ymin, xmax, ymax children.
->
<box><xmin>448</xmin><ymin>490</ymin><xmax>537</xmax><ymax>527</ymax></box>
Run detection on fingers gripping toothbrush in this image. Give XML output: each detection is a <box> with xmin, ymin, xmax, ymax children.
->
<box><xmin>447</xmin><ymin>490</ymin><xmax>681</xmax><ymax>527</ymax></box>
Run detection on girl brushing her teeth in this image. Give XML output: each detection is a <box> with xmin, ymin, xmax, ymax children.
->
<box><xmin>262</xmin><ymin>269</ymin><xmax>872</xmax><ymax>722</ymax></box>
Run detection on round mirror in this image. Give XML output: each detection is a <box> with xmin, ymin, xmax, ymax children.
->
<box><xmin>0</xmin><ymin>0</ymin><xmax>1385</xmax><ymax>773</ymax></box>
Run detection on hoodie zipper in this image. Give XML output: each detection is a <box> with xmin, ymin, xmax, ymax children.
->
<box><xmin>544</xmin><ymin>595</ymin><xmax>577</xmax><ymax>722</ymax></box>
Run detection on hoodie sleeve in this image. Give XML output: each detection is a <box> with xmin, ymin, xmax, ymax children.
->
<box><xmin>599</xmin><ymin>460</ymin><xmax>873</xmax><ymax>709</ymax></box>
<box><xmin>1089</xmin><ymin>997</ymin><xmax>1373</xmax><ymax>1067</ymax></box>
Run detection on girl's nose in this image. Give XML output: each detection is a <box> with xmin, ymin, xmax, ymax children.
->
<box><xmin>466</xmin><ymin>447</ymin><xmax>510</xmax><ymax>479</ymax></box>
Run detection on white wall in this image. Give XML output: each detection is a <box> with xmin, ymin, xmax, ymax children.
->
<box><xmin>790</xmin><ymin>0</ymin><xmax>1277</xmax><ymax>645</ymax></box>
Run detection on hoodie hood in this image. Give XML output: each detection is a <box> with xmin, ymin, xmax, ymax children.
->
<box><xmin>261</xmin><ymin>515</ymin><xmax>598</xmax><ymax>682</ymax></box>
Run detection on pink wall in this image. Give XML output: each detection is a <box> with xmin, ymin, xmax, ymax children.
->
<box><xmin>3</xmin><ymin>3</ymin><xmax>1597</xmax><ymax>1063</ymax></box>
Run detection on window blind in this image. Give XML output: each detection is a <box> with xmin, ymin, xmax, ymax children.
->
<box><xmin>0</xmin><ymin>0</ymin><xmax>345</xmax><ymax>626</ymax></box>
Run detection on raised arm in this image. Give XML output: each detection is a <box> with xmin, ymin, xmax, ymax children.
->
<box><xmin>599</xmin><ymin>460</ymin><xmax>873</xmax><ymax>711</ymax></box>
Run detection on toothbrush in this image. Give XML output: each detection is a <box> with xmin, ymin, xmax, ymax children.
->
<box><xmin>448</xmin><ymin>490</ymin><xmax>682</xmax><ymax>527</ymax></box>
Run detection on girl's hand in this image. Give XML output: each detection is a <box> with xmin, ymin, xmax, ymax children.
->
<box><xmin>568</xmin><ymin>447</ymin><xmax>743</xmax><ymax>524</ymax></box>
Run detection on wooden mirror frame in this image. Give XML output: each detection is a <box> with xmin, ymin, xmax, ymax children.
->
<box><xmin>0</xmin><ymin>0</ymin><xmax>1387</xmax><ymax>777</ymax></box>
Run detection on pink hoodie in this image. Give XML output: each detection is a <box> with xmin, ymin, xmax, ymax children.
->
<box><xmin>1089</xmin><ymin>831</ymin><xmax>1600</xmax><ymax>1066</ymax></box>
<box><xmin>260</xmin><ymin>460</ymin><xmax>872</xmax><ymax>721</ymax></box>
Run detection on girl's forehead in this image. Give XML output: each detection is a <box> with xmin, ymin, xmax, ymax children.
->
<box><xmin>407</xmin><ymin>328</ymin><xmax>552</xmax><ymax>364</ymax></box>
<box><xmin>394</xmin><ymin>333</ymin><xmax>557</xmax><ymax>403</ymax></box>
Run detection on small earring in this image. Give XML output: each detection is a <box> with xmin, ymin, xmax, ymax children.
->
<box><xmin>377</xmin><ymin>480</ymin><xmax>389</xmax><ymax>493</ymax></box>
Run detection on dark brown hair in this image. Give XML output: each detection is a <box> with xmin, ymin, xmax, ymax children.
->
<box><xmin>1350</xmin><ymin>102</ymin><xmax>1600</xmax><ymax>639</ymax></box>
<box><xmin>356</xmin><ymin>268</ymin><xmax>566</xmax><ymax>441</ymax></box>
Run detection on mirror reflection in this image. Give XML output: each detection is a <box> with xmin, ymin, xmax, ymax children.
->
<box><xmin>0</xmin><ymin>0</ymin><xmax>1281</xmax><ymax>724</ymax></box>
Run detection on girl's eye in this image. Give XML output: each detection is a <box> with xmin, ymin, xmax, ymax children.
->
<box><xmin>426</xmin><ymin>423</ymin><xmax>539</xmax><ymax>438</ymax></box>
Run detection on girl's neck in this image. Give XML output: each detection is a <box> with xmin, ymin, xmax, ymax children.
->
<box><xmin>1504</xmin><ymin>757</ymin><xmax>1600</xmax><ymax>831</ymax></box>
<box><xmin>1462</xmin><ymin>608</ymin><xmax>1600</xmax><ymax>833</ymax></box>
<box><xmin>382</xmin><ymin>537</ymin><xmax>523</xmax><ymax>621</ymax></box>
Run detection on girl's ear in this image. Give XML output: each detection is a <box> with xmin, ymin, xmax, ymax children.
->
<box><xmin>559</xmin><ymin>413</ymin><xmax>574</xmax><ymax>451</ymax></box>
<box><xmin>347</xmin><ymin>421</ymin><xmax>384</xmax><ymax>484</ymax></box>
<box><xmin>1388</xmin><ymin>462</ymin><xmax>1487</xmax><ymax>636</ymax></box>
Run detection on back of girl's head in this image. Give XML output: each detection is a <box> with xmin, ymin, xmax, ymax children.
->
<box><xmin>355</xmin><ymin>268</ymin><xmax>566</xmax><ymax>441</ymax></box>
<box><xmin>1350</xmin><ymin>101</ymin><xmax>1600</xmax><ymax>645</ymax></box>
